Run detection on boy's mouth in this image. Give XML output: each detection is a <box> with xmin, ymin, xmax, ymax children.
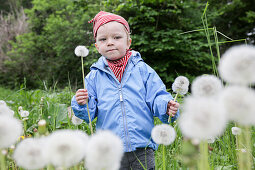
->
<box><xmin>107</xmin><ymin>49</ymin><xmax>117</xmax><ymax>52</ymax></box>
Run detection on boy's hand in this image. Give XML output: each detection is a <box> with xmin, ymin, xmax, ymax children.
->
<box><xmin>75</xmin><ymin>89</ymin><xmax>89</xmax><ymax>105</ymax></box>
<box><xmin>167</xmin><ymin>100</ymin><xmax>179</xmax><ymax>117</ymax></box>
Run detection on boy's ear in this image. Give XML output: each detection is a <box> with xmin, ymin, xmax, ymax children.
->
<box><xmin>128</xmin><ymin>38</ymin><xmax>132</xmax><ymax>48</ymax></box>
<box><xmin>95</xmin><ymin>43</ymin><xmax>99</xmax><ymax>51</ymax></box>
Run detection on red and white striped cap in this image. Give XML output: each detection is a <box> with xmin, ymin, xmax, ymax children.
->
<box><xmin>88</xmin><ymin>11</ymin><xmax>130</xmax><ymax>39</ymax></box>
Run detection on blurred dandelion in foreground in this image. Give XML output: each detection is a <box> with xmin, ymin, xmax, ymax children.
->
<box><xmin>13</xmin><ymin>138</ymin><xmax>49</xmax><ymax>170</ymax></box>
<box><xmin>151</xmin><ymin>124</ymin><xmax>176</xmax><ymax>145</ymax></box>
<box><xmin>0</xmin><ymin>115</ymin><xmax>23</xmax><ymax>148</ymax></box>
<box><xmin>218</xmin><ymin>45</ymin><xmax>255</xmax><ymax>85</ymax></box>
<box><xmin>46</xmin><ymin>129</ymin><xmax>88</xmax><ymax>168</ymax></box>
<box><xmin>71</xmin><ymin>114</ymin><xmax>83</xmax><ymax>125</ymax></box>
<box><xmin>178</xmin><ymin>97</ymin><xmax>227</xmax><ymax>140</ymax></box>
<box><xmin>0</xmin><ymin>103</ymin><xmax>14</xmax><ymax>117</ymax></box>
<box><xmin>0</xmin><ymin>100</ymin><xmax>6</xmax><ymax>105</ymax></box>
<box><xmin>151</xmin><ymin>124</ymin><xmax>176</xmax><ymax>170</ymax></box>
<box><xmin>220</xmin><ymin>85</ymin><xmax>255</xmax><ymax>125</ymax></box>
<box><xmin>85</xmin><ymin>130</ymin><xmax>123</xmax><ymax>170</ymax></box>
<box><xmin>232</xmin><ymin>127</ymin><xmax>241</xmax><ymax>135</ymax></box>
<box><xmin>191</xmin><ymin>75</ymin><xmax>223</xmax><ymax>97</ymax></box>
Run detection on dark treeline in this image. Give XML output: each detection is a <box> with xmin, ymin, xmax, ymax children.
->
<box><xmin>0</xmin><ymin>0</ymin><xmax>254</xmax><ymax>89</ymax></box>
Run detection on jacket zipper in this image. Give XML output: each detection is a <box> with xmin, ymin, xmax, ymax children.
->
<box><xmin>104</xmin><ymin>58</ymin><xmax>132</xmax><ymax>152</ymax></box>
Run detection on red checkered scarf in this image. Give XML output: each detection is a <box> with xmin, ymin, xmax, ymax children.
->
<box><xmin>107</xmin><ymin>50</ymin><xmax>132</xmax><ymax>82</ymax></box>
<box><xmin>88</xmin><ymin>11</ymin><xmax>130</xmax><ymax>40</ymax></box>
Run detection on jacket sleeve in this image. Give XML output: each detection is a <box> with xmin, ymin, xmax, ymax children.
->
<box><xmin>71</xmin><ymin>73</ymin><xmax>98</xmax><ymax>124</ymax></box>
<box><xmin>141</xmin><ymin>64</ymin><xmax>179</xmax><ymax>123</ymax></box>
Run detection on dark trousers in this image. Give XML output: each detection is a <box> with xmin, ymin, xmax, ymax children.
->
<box><xmin>119</xmin><ymin>148</ymin><xmax>155</xmax><ymax>170</ymax></box>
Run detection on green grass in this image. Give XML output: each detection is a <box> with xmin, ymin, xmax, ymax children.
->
<box><xmin>1</xmin><ymin>86</ymin><xmax>254</xmax><ymax>170</ymax></box>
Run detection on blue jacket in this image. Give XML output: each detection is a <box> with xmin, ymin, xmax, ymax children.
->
<box><xmin>71</xmin><ymin>50</ymin><xmax>179</xmax><ymax>152</ymax></box>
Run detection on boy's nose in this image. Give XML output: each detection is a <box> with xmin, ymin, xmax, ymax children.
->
<box><xmin>107</xmin><ymin>39</ymin><xmax>114</xmax><ymax>46</ymax></box>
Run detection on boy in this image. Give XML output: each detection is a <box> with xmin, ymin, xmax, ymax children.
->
<box><xmin>71</xmin><ymin>11</ymin><xmax>179</xmax><ymax>170</ymax></box>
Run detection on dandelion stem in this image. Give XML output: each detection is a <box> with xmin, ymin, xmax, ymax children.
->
<box><xmin>168</xmin><ymin>92</ymin><xmax>178</xmax><ymax>123</ymax></box>
<box><xmin>163</xmin><ymin>145</ymin><xmax>166</xmax><ymax>170</ymax></box>
<box><xmin>237</xmin><ymin>125</ymin><xmax>252</xmax><ymax>170</ymax></box>
<box><xmin>81</xmin><ymin>57</ymin><xmax>93</xmax><ymax>134</ymax></box>
<box><xmin>47</xmin><ymin>164</ymin><xmax>53</xmax><ymax>170</ymax></box>
<box><xmin>198</xmin><ymin>141</ymin><xmax>210</xmax><ymax>170</ymax></box>
<box><xmin>0</xmin><ymin>150</ymin><xmax>6</xmax><ymax>170</ymax></box>
<box><xmin>23</xmin><ymin>119</ymin><xmax>27</xmax><ymax>136</ymax></box>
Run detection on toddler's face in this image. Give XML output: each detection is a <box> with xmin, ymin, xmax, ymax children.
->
<box><xmin>95</xmin><ymin>22</ymin><xmax>131</xmax><ymax>61</ymax></box>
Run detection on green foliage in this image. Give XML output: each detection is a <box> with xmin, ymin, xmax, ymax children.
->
<box><xmin>1</xmin><ymin>0</ymin><xmax>254</xmax><ymax>89</ymax></box>
<box><xmin>3</xmin><ymin>0</ymin><xmax>100</xmax><ymax>89</ymax></box>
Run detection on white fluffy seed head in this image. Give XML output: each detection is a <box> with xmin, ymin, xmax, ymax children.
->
<box><xmin>85</xmin><ymin>130</ymin><xmax>123</xmax><ymax>170</ymax></box>
<box><xmin>172</xmin><ymin>76</ymin><xmax>189</xmax><ymax>95</ymax></box>
<box><xmin>0</xmin><ymin>100</ymin><xmax>6</xmax><ymax>105</ymax></box>
<box><xmin>0</xmin><ymin>104</ymin><xmax>14</xmax><ymax>117</ymax></box>
<box><xmin>74</xmin><ymin>45</ymin><xmax>89</xmax><ymax>57</ymax></box>
<box><xmin>220</xmin><ymin>85</ymin><xmax>255</xmax><ymax>125</ymax></box>
<box><xmin>178</xmin><ymin>96</ymin><xmax>227</xmax><ymax>140</ymax></box>
<box><xmin>0</xmin><ymin>115</ymin><xmax>23</xmax><ymax>148</ymax></box>
<box><xmin>46</xmin><ymin>129</ymin><xmax>89</xmax><ymax>168</ymax></box>
<box><xmin>20</xmin><ymin>110</ymin><xmax>29</xmax><ymax>118</ymax></box>
<box><xmin>38</xmin><ymin>119</ymin><xmax>46</xmax><ymax>126</ymax></box>
<box><xmin>207</xmin><ymin>137</ymin><xmax>216</xmax><ymax>144</ymax></box>
<box><xmin>218</xmin><ymin>45</ymin><xmax>255</xmax><ymax>85</ymax></box>
<box><xmin>71</xmin><ymin>115</ymin><xmax>83</xmax><ymax>125</ymax></box>
<box><xmin>151</xmin><ymin>124</ymin><xmax>176</xmax><ymax>145</ymax></box>
<box><xmin>191</xmin><ymin>75</ymin><xmax>223</xmax><ymax>97</ymax></box>
<box><xmin>13</xmin><ymin>138</ymin><xmax>49</xmax><ymax>170</ymax></box>
<box><xmin>231</xmin><ymin>127</ymin><xmax>241</xmax><ymax>135</ymax></box>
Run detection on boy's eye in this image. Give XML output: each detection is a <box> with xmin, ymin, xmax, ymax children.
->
<box><xmin>114</xmin><ymin>36</ymin><xmax>122</xmax><ymax>39</ymax></box>
<box><xmin>99</xmin><ymin>38</ymin><xmax>106</xmax><ymax>41</ymax></box>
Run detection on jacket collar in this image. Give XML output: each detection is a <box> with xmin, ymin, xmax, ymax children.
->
<box><xmin>90</xmin><ymin>50</ymin><xmax>143</xmax><ymax>72</ymax></box>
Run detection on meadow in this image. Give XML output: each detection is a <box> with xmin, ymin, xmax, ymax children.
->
<box><xmin>1</xmin><ymin>1</ymin><xmax>255</xmax><ymax>169</ymax></box>
<box><xmin>0</xmin><ymin>79</ymin><xmax>255</xmax><ymax>170</ymax></box>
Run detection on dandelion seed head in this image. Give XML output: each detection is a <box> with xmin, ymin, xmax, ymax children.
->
<box><xmin>172</xmin><ymin>76</ymin><xmax>189</xmax><ymax>95</ymax></box>
<box><xmin>18</xmin><ymin>106</ymin><xmax>23</xmax><ymax>113</ymax></box>
<box><xmin>13</xmin><ymin>138</ymin><xmax>49</xmax><ymax>170</ymax></box>
<box><xmin>178</xmin><ymin>96</ymin><xmax>227</xmax><ymax>140</ymax></box>
<box><xmin>0</xmin><ymin>115</ymin><xmax>23</xmax><ymax>148</ymax></box>
<box><xmin>1</xmin><ymin>149</ymin><xmax>7</xmax><ymax>155</ymax></box>
<box><xmin>231</xmin><ymin>127</ymin><xmax>241</xmax><ymax>135</ymax></box>
<box><xmin>220</xmin><ymin>85</ymin><xmax>255</xmax><ymax>125</ymax></box>
<box><xmin>46</xmin><ymin>129</ymin><xmax>88</xmax><ymax>168</ymax></box>
<box><xmin>20</xmin><ymin>110</ymin><xmax>29</xmax><ymax>118</ymax></box>
<box><xmin>85</xmin><ymin>130</ymin><xmax>123</xmax><ymax>170</ymax></box>
<box><xmin>191</xmin><ymin>75</ymin><xmax>223</xmax><ymax>97</ymax></box>
<box><xmin>151</xmin><ymin>124</ymin><xmax>176</xmax><ymax>145</ymax></box>
<box><xmin>71</xmin><ymin>115</ymin><xmax>83</xmax><ymax>125</ymax></box>
<box><xmin>10</xmin><ymin>145</ymin><xmax>15</xmax><ymax>150</ymax></box>
<box><xmin>207</xmin><ymin>137</ymin><xmax>215</xmax><ymax>144</ymax></box>
<box><xmin>218</xmin><ymin>45</ymin><xmax>255</xmax><ymax>85</ymax></box>
<box><xmin>74</xmin><ymin>45</ymin><xmax>89</xmax><ymax>57</ymax></box>
<box><xmin>0</xmin><ymin>100</ymin><xmax>6</xmax><ymax>105</ymax></box>
<box><xmin>0</xmin><ymin>104</ymin><xmax>14</xmax><ymax>117</ymax></box>
<box><xmin>38</xmin><ymin>119</ymin><xmax>46</xmax><ymax>126</ymax></box>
